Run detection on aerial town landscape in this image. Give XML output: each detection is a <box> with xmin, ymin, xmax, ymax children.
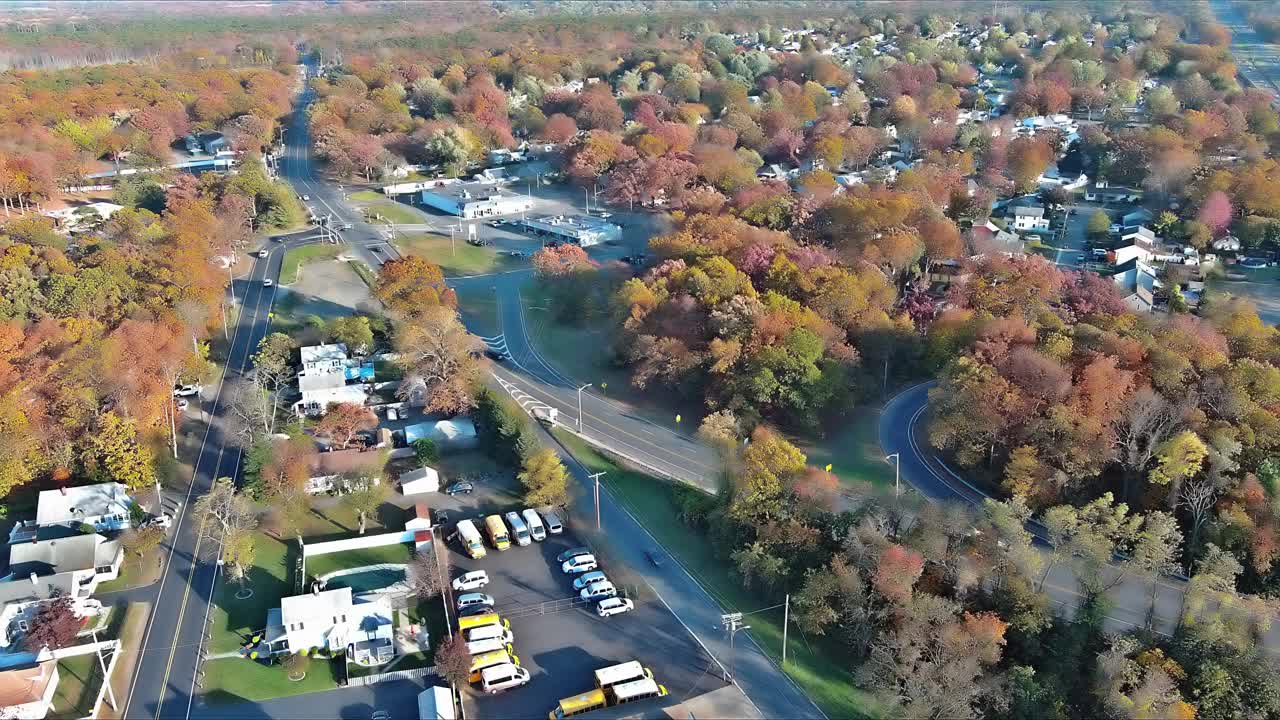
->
<box><xmin>4</xmin><ymin>0</ymin><xmax>1280</xmax><ymax>718</ymax></box>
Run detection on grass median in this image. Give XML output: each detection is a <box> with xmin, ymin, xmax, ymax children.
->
<box><xmin>552</xmin><ymin>429</ymin><xmax>882</xmax><ymax>720</ymax></box>
<box><xmin>280</xmin><ymin>244</ymin><xmax>342</xmax><ymax>285</ymax></box>
<box><xmin>201</xmin><ymin>655</ymin><xmax>341</xmax><ymax>704</ymax></box>
<box><xmin>398</xmin><ymin>232</ymin><xmax>514</xmax><ymax>276</ymax></box>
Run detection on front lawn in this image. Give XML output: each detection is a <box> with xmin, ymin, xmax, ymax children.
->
<box><xmin>553</xmin><ymin>430</ymin><xmax>882</xmax><ymax>720</ymax></box>
<box><xmin>280</xmin><ymin>244</ymin><xmax>342</xmax><ymax>285</ymax></box>
<box><xmin>397</xmin><ymin>232</ymin><xmax>514</xmax><ymax>276</ymax></box>
<box><xmin>302</xmin><ymin>499</ymin><xmax>404</xmax><ymax>541</ymax></box>
<box><xmin>97</xmin><ymin>549</ymin><xmax>162</xmax><ymax>593</ymax></box>
<box><xmin>50</xmin><ymin>654</ymin><xmax>103</xmax><ymax>719</ymax></box>
<box><xmin>209</xmin><ymin>533</ymin><xmax>293</xmax><ymax>653</ymax></box>
<box><xmin>201</xmin><ymin>655</ymin><xmax>341</xmax><ymax>704</ymax></box>
<box><xmin>303</xmin><ymin>542</ymin><xmax>413</xmax><ymax>580</ymax></box>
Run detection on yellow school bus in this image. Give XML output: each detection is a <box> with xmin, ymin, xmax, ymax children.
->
<box><xmin>548</xmin><ymin>688</ymin><xmax>607</xmax><ymax>720</ymax></box>
<box><xmin>484</xmin><ymin>514</ymin><xmax>511</xmax><ymax>550</ymax></box>
<box><xmin>456</xmin><ymin>519</ymin><xmax>487</xmax><ymax>559</ymax></box>
<box><xmin>608</xmin><ymin>677</ymin><xmax>668</xmax><ymax>706</ymax></box>
<box><xmin>468</xmin><ymin>648</ymin><xmax>518</xmax><ymax>683</ymax></box>
<box><xmin>457</xmin><ymin>612</ymin><xmax>509</xmax><ymax>634</ymax></box>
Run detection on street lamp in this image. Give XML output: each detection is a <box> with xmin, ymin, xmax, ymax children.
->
<box><xmin>721</xmin><ymin>613</ymin><xmax>750</xmax><ymax>683</ymax></box>
<box><xmin>884</xmin><ymin>453</ymin><xmax>900</xmax><ymax>498</ymax></box>
<box><xmin>577</xmin><ymin>383</ymin><xmax>592</xmax><ymax>432</ymax></box>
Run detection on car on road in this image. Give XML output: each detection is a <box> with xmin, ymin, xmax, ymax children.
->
<box><xmin>371</xmin><ymin>711</ymin><xmax>390</xmax><ymax>720</ymax></box>
<box><xmin>579</xmin><ymin>580</ymin><xmax>617</xmax><ymax>600</ymax></box>
<box><xmin>457</xmin><ymin>593</ymin><xmax>495</xmax><ymax>613</ymax></box>
<box><xmin>302</xmin><ymin>195</ymin><xmax>311</xmax><ymax>201</ymax></box>
<box><xmin>175</xmin><ymin>398</ymin><xmax>190</xmax><ymax>412</ymax></box>
<box><xmin>142</xmin><ymin>514</ymin><xmax>173</xmax><ymax>530</ymax></box>
<box><xmin>557</xmin><ymin>547</ymin><xmax>591</xmax><ymax>563</ymax></box>
<box><xmin>573</xmin><ymin>571</ymin><xmax>608</xmax><ymax>591</ymax></box>
<box><xmin>342</xmin><ymin>222</ymin><xmax>353</xmax><ymax>230</ymax></box>
<box><xmin>173</xmin><ymin>384</ymin><xmax>202</xmax><ymax>397</ymax></box>
<box><xmin>488</xmin><ymin>220</ymin><xmax>503</xmax><ymax>227</ymax></box>
<box><xmin>453</xmin><ymin>571</ymin><xmax>490</xmax><ymax>592</ymax></box>
<box><xmin>597</xmin><ymin>597</ymin><xmax>635</xmax><ymax>617</ymax></box>
<box><xmin>370</xmin><ymin>245</ymin><xmax>381</xmax><ymax>254</ymax></box>
<box><xmin>595</xmin><ymin>211</ymin><xmax>613</xmax><ymax>218</ymax></box>
<box><xmin>644</xmin><ymin>549</ymin><xmax>665</xmax><ymax>568</ymax></box>
<box><xmin>445</xmin><ymin>480</ymin><xmax>474</xmax><ymax>496</ymax></box>
<box><xmin>257</xmin><ymin>249</ymin><xmax>269</xmax><ymax>258</ymax></box>
<box><xmin>263</xmin><ymin>278</ymin><xmax>273</xmax><ymax>287</ymax></box>
<box><xmin>562</xmin><ymin>554</ymin><xmax>598</xmax><ymax>574</ymax></box>
<box><xmin>506</xmin><ymin>250</ymin><xmax>526</xmax><ymax>258</ymax></box>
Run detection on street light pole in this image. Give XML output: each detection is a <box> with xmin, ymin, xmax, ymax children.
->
<box><xmin>588</xmin><ymin>471</ymin><xmax>606</xmax><ymax>530</ymax></box>
<box><xmin>885</xmin><ymin>453</ymin><xmax>900</xmax><ymax>498</ymax></box>
<box><xmin>577</xmin><ymin>383</ymin><xmax>592</xmax><ymax>432</ymax></box>
<box><xmin>721</xmin><ymin>613</ymin><xmax>749</xmax><ymax>683</ymax></box>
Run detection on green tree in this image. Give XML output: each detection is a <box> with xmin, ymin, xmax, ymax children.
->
<box><xmin>327</xmin><ymin>316</ymin><xmax>374</xmax><ymax>354</ymax></box>
<box><xmin>1149</xmin><ymin>431</ymin><xmax>1207</xmax><ymax>487</ymax></box>
<box><xmin>341</xmin><ymin>478</ymin><xmax>388</xmax><ymax>534</ymax></box>
<box><xmin>730</xmin><ymin>428</ymin><xmax>805</xmax><ymax>523</ymax></box>
<box><xmin>1087</xmin><ymin>210</ymin><xmax>1112</xmax><ymax>238</ymax></box>
<box><xmin>412</xmin><ymin>438</ymin><xmax>440</xmax><ymax>466</ymax></box>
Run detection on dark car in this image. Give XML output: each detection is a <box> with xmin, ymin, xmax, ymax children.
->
<box><xmin>644</xmin><ymin>549</ymin><xmax>665</xmax><ymax>568</ymax></box>
<box><xmin>457</xmin><ymin>602</ymin><xmax>495</xmax><ymax>618</ymax></box>
<box><xmin>445</xmin><ymin>481</ymin><xmax>475</xmax><ymax>496</ymax></box>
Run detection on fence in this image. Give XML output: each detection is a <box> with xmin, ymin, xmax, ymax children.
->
<box><xmin>302</xmin><ymin>530</ymin><xmax>416</xmax><ymax>558</ymax></box>
<box><xmin>345</xmin><ymin>665</ymin><xmax>436</xmax><ymax>687</ymax></box>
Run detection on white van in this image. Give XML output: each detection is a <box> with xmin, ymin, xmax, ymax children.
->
<box><xmin>466</xmin><ymin>637</ymin><xmax>514</xmax><ymax>656</ymax></box>
<box><xmin>504</xmin><ymin>511</ymin><xmax>531</xmax><ymax>546</ymax></box>
<box><xmin>481</xmin><ymin>663</ymin><xmax>531</xmax><ymax>694</ymax></box>
<box><xmin>466</xmin><ymin>624</ymin><xmax>514</xmax><ymax>644</ymax></box>
<box><xmin>522</xmin><ymin>509</ymin><xmax>546</xmax><ymax>541</ymax></box>
<box><xmin>457</xmin><ymin>593</ymin><xmax>494</xmax><ymax>613</ymax></box>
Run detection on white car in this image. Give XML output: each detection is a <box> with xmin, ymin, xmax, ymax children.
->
<box><xmin>579</xmin><ymin>580</ymin><xmax>616</xmax><ymax>600</ymax></box>
<box><xmin>573</xmin><ymin>571</ymin><xmax>607</xmax><ymax>591</ymax></box>
<box><xmin>173</xmin><ymin>384</ymin><xmax>203</xmax><ymax>397</ymax></box>
<box><xmin>596</xmin><ymin>597</ymin><xmax>634</xmax><ymax>617</ymax></box>
<box><xmin>456</xmin><ymin>593</ymin><xmax>494</xmax><ymax>612</ymax></box>
<box><xmin>453</xmin><ymin>570</ymin><xmax>490</xmax><ymax>592</ymax></box>
<box><xmin>562</xmin><ymin>555</ymin><xmax>598</xmax><ymax>574</ymax></box>
<box><xmin>175</xmin><ymin>398</ymin><xmax>190</xmax><ymax>412</ymax></box>
<box><xmin>302</xmin><ymin>195</ymin><xmax>311</xmax><ymax>201</ymax></box>
<box><xmin>257</xmin><ymin>249</ymin><xmax>269</xmax><ymax>258</ymax></box>
<box><xmin>263</xmin><ymin>278</ymin><xmax>273</xmax><ymax>287</ymax></box>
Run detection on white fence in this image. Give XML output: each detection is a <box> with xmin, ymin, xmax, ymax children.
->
<box><xmin>302</xmin><ymin>531</ymin><xmax>415</xmax><ymax>558</ymax></box>
<box><xmin>346</xmin><ymin>665</ymin><xmax>435</xmax><ymax>687</ymax></box>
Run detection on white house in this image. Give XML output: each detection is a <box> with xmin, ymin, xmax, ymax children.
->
<box><xmin>1120</xmin><ymin>226</ymin><xmax>1158</xmax><ymax>247</ymax></box>
<box><xmin>34</xmin><ymin>484</ymin><xmax>132</xmax><ymax>533</ymax></box>
<box><xmin>399</xmin><ymin>466</ymin><xmax>441</xmax><ymax>496</ymax></box>
<box><xmin>1085</xmin><ymin>180</ymin><xmax>1143</xmax><ymax>204</ymax></box>
<box><xmin>0</xmin><ymin>532</ymin><xmax>119</xmax><ymax>649</ymax></box>
<box><xmin>0</xmin><ymin>660</ymin><xmax>59</xmax><ymax>719</ymax></box>
<box><xmin>1011</xmin><ymin>205</ymin><xmax>1050</xmax><ymax>231</ymax></box>
<box><xmin>266</xmin><ymin>587</ymin><xmax>395</xmax><ymax>666</ymax></box>
<box><xmin>419</xmin><ymin>181</ymin><xmax>533</xmax><ymax>219</ymax></box>
<box><xmin>305</xmin><ymin>449</ymin><xmax>384</xmax><ymax>495</ymax></box>
<box><xmin>295</xmin><ymin>344</ymin><xmax>371</xmax><ymax>417</ymax></box>
<box><xmin>517</xmin><ymin>215</ymin><xmax>622</xmax><ymax>248</ymax></box>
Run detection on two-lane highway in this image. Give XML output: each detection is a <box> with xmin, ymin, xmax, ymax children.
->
<box><xmin>122</xmin><ymin>231</ymin><xmax>317</xmax><ymax>719</ymax></box>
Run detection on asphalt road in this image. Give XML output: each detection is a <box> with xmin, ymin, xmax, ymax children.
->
<box><xmin>1213</xmin><ymin>0</ymin><xmax>1280</xmax><ymax>98</ymax></box>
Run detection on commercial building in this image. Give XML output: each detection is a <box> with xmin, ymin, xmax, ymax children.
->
<box><xmin>517</xmin><ymin>214</ymin><xmax>622</xmax><ymax>248</ymax></box>
<box><xmin>419</xmin><ymin>181</ymin><xmax>533</xmax><ymax>219</ymax></box>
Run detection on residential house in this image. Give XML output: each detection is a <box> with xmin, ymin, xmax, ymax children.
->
<box><xmin>756</xmin><ymin>163</ymin><xmax>798</xmax><ymax>180</ymax></box>
<box><xmin>33</xmin><ymin>484</ymin><xmax>132</xmax><ymax>534</ymax></box>
<box><xmin>264</xmin><ymin>587</ymin><xmax>395</xmax><ymax>666</ymax></box>
<box><xmin>1121</xmin><ymin>208</ymin><xmax>1155</xmax><ymax>227</ymax></box>
<box><xmin>399</xmin><ymin>466</ymin><xmax>441</xmax><ymax>496</ymax></box>
<box><xmin>294</xmin><ymin>344</ymin><xmax>371</xmax><ymax>417</ymax></box>
<box><xmin>1084</xmin><ymin>180</ymin><xmax>1143</xmax><ymax>204</ymax></box>
<box><xmin>1011</xmin><ymin>205</ymin><xmax>1050</xmax><ymax>232</ymax></box>
<box><xmin>183</xmin><ymin>131</ymin><xmax>227</xmax><ymax>156</ymax></box>
<box><xmin>1037</xmin><ymin>163</ymin><xmax>1088</xmax><ymax>191</ymax></box>
<box><xmin>1120</xmin><ymin>226</ymin><xmax>1158</xmax><ymax>248</ymax></box>
<box><xmin>0</xmin><ymin>659</ymin><xmax>59</xmax><ymax>719</ymax></box>
<box><xmin>305</xmin><ymin>448</ymin><xmax>384</xmax><ymax>495</ymax></box>
<box><xmin>1110</xmin><ymin>258</ymin><xmax>1161</xmax><ymax>313</ymax></box>
<box><xmin>0</xmin><ymin>531</ymin><xmax>119</xmax><ymax>648</ymax></box>
<box><xmin>970</xmin><ymin>222</ymin><xmax>1024</xmax><ymax>256</ymax></box>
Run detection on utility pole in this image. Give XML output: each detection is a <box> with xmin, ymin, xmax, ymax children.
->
<box><xmin>721</xmin><ymin>613</ymin><xmax>749</xmax><ymax>683</ymax></box>
<box><xmin>577</xmin><ymin>383</ymin><xmax>592</xmax><ymax>432</ymax></box>
<box><xmin>588</xmin><ymin>471</ymin><xmax>606</xmax><ymax>530</ymax></box>
<box><xmin>584</xmin><ymin>188</ymin><xmax>590</xmax><ymax>216</ymax></box>
<box><xmin>885</xmin><ymin>453</ymin><xmax>900</xmax><ymax>498</ymax></box>
<box><xmin>782</xmin><ymin>594</ymin><xmax>790</xmax><ymax>666</ymax></box>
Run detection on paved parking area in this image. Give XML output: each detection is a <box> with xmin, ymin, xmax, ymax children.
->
<box><xmin>282</xmin><ymin>258</ymin><xmax>377</xmax><ymax>317</ymax></box>
<box><xmin>431</xmin><ymin>479</ymin><xmax>722</xmax><ymax>720</ymax></box>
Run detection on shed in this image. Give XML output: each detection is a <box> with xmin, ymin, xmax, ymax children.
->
<box><xmin>400</xmin><ymin>466</ymin><xmax>441</xmax><ymax>495</ymax></box>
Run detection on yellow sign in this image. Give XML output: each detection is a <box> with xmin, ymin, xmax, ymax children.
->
<box><xmin>675</xmin><ymin>414</ymin><xmax>681</xmax><ymax>424</ymax></box>
<box><xmin>825</xmin><ymin>464</ymin><xmax>832</xmax><ymax>472</ymax></box>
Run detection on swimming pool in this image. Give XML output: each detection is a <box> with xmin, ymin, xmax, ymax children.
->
<box><xmin>320</xmin><ymin>564</ymin><xmax>408</xmax><ymax>595</ymax></box>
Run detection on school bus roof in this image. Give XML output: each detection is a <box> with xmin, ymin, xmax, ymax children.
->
<box><xmin>457</xmin><ymin>612</ymin><xmax>507</xmax><ymax>632</ymax></box>
<box><xmin>594</xmin><ymin>661</ymin><xmax>648</xmax><ymax>689</ymax></box>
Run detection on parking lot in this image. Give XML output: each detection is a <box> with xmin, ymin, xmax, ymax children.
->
<box><xmin>430</xmin><ymin>472</ymin><xmax>722</xmax><ymax>719</ymax></box>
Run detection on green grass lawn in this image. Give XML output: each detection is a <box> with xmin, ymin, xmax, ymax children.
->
<box><xmin>209</xmin><ymin>533</ymin><xmax>293</xmax><ymax>653</ymax></box>
<box><xmin>304</xmin><ymin>542</ymin><xmax>413</xmax><ymax>580</ymax></box>
<box><xmin>50</xmin><ymin>654</ymin><xmax>102</xmax><ymax>719</ymax></box>
<box><xmin>302</xmin><ymin>500</ymin><xmax>404</xmax><ymax>541</ymax></box>
<box><xmin>363</xmin><ymin>200</ymin><xmax>424</xmax><ymax>226</ymax></box>
<box><xmin>397</xmin><ymin>232</ymin><xmax>515</xmax><ymax>276</ymax></box>
<box><xmin>96</xmin><ymin>549</ymin><xmax>162</xmax><ymax>593</ymax></box>
<box><xmin>280</xmin><ymin>244</ymin><xmax>342</xmax><ymax>285</ymax></box>
<box><xmin>795</xmin><ymin>411</ymin><xmax>894</xmax><ymax>492</ymax></box>
<box><xmin>202</xmin><ymin>655</ymin><xmax>340</xmax><ymax>704</ymax></box>
<box><xmin>553</xmin><ymin>431</ymin><xmax>883</xmax><ymax>720</ymax></box>
<box><xmin>349</xmin><ymin>190</ymin><xmax>384</xmax><ymax>202</ymax></box>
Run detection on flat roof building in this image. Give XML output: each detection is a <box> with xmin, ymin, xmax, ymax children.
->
<box><xmin>419</xmin><ymin>181</ymin><xmax>533</xmax><ymax>219</ymax></box>
<box><xmin>518</xmin><ymin>214</ymin><xmax>622</xmax><ymax>248</ymax></box>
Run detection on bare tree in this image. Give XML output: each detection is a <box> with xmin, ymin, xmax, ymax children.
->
<box><xmin>1178</xmin><ymin>476</ymin><xmax>1218</xmax><ymax>561</ymax></box>
<box><xmin>1112</xmin><ymin>386</ymin><xmax>1179</xmax><ymax>501</ymax></box>
<box><xmin>227</xmin><ymin>381</ymin><xmax>278</xmax><ymax>441</ymax></box>
<box><xmin>409</xmin><ymin>548</ymin><xmax>448</xmax><ymax>600</ymax></box>
<box><xmin>193</xmin><ymin>478</ymin><xmax>259</xmax><ymax>543</ymax></box>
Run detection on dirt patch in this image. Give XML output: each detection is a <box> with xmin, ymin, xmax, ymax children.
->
<box><xmin>278</xmin><ymin>259</ymin><xmax>378</xmax><ymax>321</ymax></box>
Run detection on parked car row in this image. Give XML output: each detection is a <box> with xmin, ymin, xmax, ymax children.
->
<box><xmin>457</xmin><ymin>612</ymin><xmax>529</xmax><ymax>694</ymax></box>
<box><xmin>557</xmin><ymin>547</ymin><xmax>634</xmax><ymax>618</ymax></box>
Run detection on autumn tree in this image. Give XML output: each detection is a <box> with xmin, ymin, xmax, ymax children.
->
<box><xmin>22</xmin><ymin>593</ymin><xmax>81</xmax><ymax>652</ymax></box>
<box><xmin>518</xmin><ymin>447</ymin><xmax>570</xmax><ymax>508</ymax></box>
<box><xmin>374</xmin><ymin>256</ymin><xmax>454</xmax><ymax>317</ymax></box>
<box><xmin>435</xmin><ymin>634</ymin><xmax>473</xmax><ymax>687</ymax></box>
<box><xmin>393</xmin><ymin>304</ymin><xmax>483</xmax><ymax>414</ymax></box>
<box><xmin>316</xmin><ymin>402</ymin><xmax>377</xmax><ymax>449</ymax></box>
